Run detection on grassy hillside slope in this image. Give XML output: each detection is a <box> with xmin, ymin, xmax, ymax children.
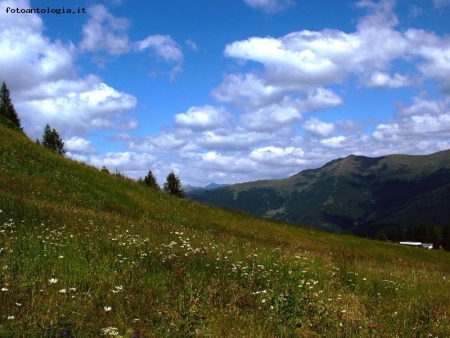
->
<box><xmin>190</xmin><ymin>151</ymin><xmax>450</xmax><ymax>234</ymax></box>
<box><xmin>1</xmin><ymin>124</ymin><xmax>450</xmax><ymax>337</ymax></box>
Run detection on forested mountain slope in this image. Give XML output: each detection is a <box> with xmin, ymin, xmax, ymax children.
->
<box><xmin>190</xmin><ymin>150</ymin><xmax>450</xmax><ymax>234</ymax></box>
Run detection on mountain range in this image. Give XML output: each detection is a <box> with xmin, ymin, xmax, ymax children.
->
<box><xmin>184</xmin><ymin>183</ymin><xmax>229</xmax><ymax>194</ymax></box>
<box><xmin>189</xmin><ymin>150</ymin><xmax>450</xmax><ymax>235</ymax></box>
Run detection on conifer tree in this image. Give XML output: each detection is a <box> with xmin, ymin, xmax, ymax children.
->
<box><xmin>0</xmin><ymin>82</ymin><xmax>22</xmax><ymax>130</ymax></box>
<box><xmin>163</xmin><ymin>171</ymin><xmax>185</xmax><ymax>198</ymax></box>
<box><xmin>429</xmin><ymin>224</ymin><xmax>442</xmax><ymax>249</ymax></box>
<box><xmin>442</xmin><ymin>225</ymin><xmax>450</xmax><ymax>251</ymax></box>
<box><xmin>42</xmin><ymin>124</ymin><xmax>66</xmax><ymax>156</ymax></box>
<box><xmin>143</xmin><ymin>170</ymin><xmax>159</xmax><ymax>189</ymax></box>
<box><xmin>375</xmin><ymin>229</ymin><xmax>387</xmax><ymax>241</ymax></box>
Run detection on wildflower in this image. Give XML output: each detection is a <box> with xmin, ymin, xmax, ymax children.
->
<box><xmin>58</xmin><ymin>256</ymin><xmax>64</xmax><ymax>259</ymax></box>
<box><xmin>112</xmin><ymin>285</ymin><xmax>122</xmax><ymax>294</ymax></box>
<box><xmin>1</xmin><ymin>287</ymin><xmax>8</xmax><ymax>292</ymax></box>
<box><xmin>16</xmin><ymin>302</ymin><xmax>22</xmax><ymax>306</ymax></box>
<box><xmin>7</xmin><ymin>316</ymin><xmax>14</xmax><ymax>320</ymax></box>
<box><xmin>59</xmin><ymin>289</ymin><xmax>67</xmax><ymax>293</ymax></box>
<box><xmin>69</xmin><ymin>287</ymin><xmax>76</xmax><ymax>292</ymax></box>
<box><xmin>101</xmin><ymin>327</ymin><xmax>119</xmax><ymax>336</ymax></box>
<box><xmin>49</xmin><ymin>278</ymin><xmax>58</xmax><ymax>284</ymax></box>
<box><xmin>104</xmin><ymin>306</ymin><xmax>112</xmax><ymax>312</ymax></box>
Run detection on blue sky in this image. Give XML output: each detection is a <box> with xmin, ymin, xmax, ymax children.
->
<box><xmin>1</xmin><ymin>0</ymin><xmax>450</xmax><ymax>186</ymax></box>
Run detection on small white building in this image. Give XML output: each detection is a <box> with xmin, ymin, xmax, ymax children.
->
<box><xmin>399</xmin><ymin>241</ymin><xmax>433</xmax><ymax>249</ymax></box>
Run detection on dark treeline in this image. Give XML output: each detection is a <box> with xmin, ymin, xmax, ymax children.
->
<box><xmin>374</xmin><ymin>223</ymin><xmax>450</xmax><ymax>251</ymax></box>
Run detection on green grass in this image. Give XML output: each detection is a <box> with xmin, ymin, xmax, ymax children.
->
<box><xmin>1</xmin><ymin>124</ymin><xmax>450</xmax><ymax>337</ymax></box>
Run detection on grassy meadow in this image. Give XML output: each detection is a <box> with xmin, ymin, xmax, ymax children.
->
<box><xmin>1</xmin><ymin>123</ymin><xmax>450</xmax><ymax>337</ymax></box>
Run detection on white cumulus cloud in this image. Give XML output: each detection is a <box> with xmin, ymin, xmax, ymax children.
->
<box><xmin>80</xmin><ymin>4</ymin><xmax>130</xmax><ymax>55</ymax></box>
<box><xmin>303</xmin><ymin>118</ymin><xmax>335</xmax><ymax>137</ymax></box>
<box><xmin>175</xmin><ymin>106</ymin><xmax>231</xmax><ymax>131</ymax></box>
<box><xmin>135</xmin><ymin>35</ymin><xmax>183</xmax><ymax>63</ymax></box>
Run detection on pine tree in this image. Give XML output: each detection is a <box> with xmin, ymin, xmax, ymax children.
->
<box><xmin>375</xmin><ymin>229</ymin><xmax>387</xmax><ymax>241</ymax></box>
<box><xmin>143</xmin><ymin>170</ymin><xmax>159</xmax><ymax>189</ymax></box>
<box><xmin>100</xmin><ymin>166</ymin><xmax>110</xmax><ymax>174</ymax></box>
<box><xmin>163</xmin><ymin>171</ymin><xmax>185</xmax><ymax>198</ymax></box>
<box><xmin>413</xmin><ymin>223</ymin><xmax>428</xmax><ymax>243</ymax></box>
<box><xmin>0</xmin><ymin>82</ymin><xmax>22</xmax><ymax>130</ymax></box>
<box><xmin>42</xmin><ymin>124</ymin><xmax>66</xmax><ymax>156</ymax></box>
<box><xmin>429</xmin><ymin>224</ymin><xmax>442</xmax><ymax>249</ymax></box>
<box><xmin>442</xmin><ymin>226</ymin><xmax>450</xmax><ymax>251</ymax></box>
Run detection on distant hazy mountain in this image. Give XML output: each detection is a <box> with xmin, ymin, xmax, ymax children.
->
<box><xmin>189</xmin><ymin>150</ymin><xmax>450</xmax><ymax>234</ymax></box>
<box><xmin>185</xmin><ymin>183</ymin><xmax>229</xmax><ymax>195</ymax></box>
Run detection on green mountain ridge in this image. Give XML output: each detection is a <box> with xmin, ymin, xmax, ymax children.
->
<box><xmin>189</xmin><ymin>151</ymin><xmax>450</xmax><ymax>234</ymax></box>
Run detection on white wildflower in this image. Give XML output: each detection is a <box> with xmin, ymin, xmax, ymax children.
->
<box><xmin>101</xmin><ymin>326</ymin><xmax>119</xmax><ymax>336</ymax></box>
<box><xmin>104</xmin><ymin>306</ymin><xmax>112</xmax><ymax>312</ymax></box>
<box><xmin>49</xmin><ymin>278</ymin><xmax>58</xmax><ymax>284</ymax></box>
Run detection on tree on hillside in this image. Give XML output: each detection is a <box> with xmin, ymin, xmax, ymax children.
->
<box><xmin>429</xmin><ymin>224</ymin><xmax>442</xmax><ymax>249</ymax></box>
<box><xmin>143</xmin><ymin>170</ymin><xmax>159</xmax><ymax>189</ymax></box>
<box><xmin>413</xmin><ymin>223</ymin><xmax>428</xmax><ymax>243</ymax></box>
<box><xmin>100</xmin><ymin>166</ymin><xmax>110</xmax><ymax>174</ymax></box>
<box><xmin>389</xmin><ymin>226</ymin><xmax>404</xmax><ymax>242</ymax></box>
<box><xmin>0</xmin><ymin>82</ymin><xmax>22</xmax><ymax>130</ymax></box>
<box><xmin>164</xmin><ymin>171</ymin><xmax>184</xmax><ymax>198</ymax></box>
<box><xmin>405</xmin><ymin>226</ymin><xmax>414</xmax><ymax>241</ymax></box>
<box><xmin>41</xmin><ymin>124</ymin><xmax>66</xmax><ymax>156</ymax></box>
<box><xmin>375</xmin><ymin>229</ymin><xmax>387</xmax><ymax>241</ymax></box>
<box><xmin>442</xmin><ymin>225</ymin><xmax>450</xmax><ymax>251</ymax></box>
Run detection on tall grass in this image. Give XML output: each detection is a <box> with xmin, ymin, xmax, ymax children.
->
<box><xmin>1</xmin><ymin>124</ymin><xmax>450</xmax><ymax>337</ymax></box>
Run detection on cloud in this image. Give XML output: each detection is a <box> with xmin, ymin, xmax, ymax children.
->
<box><xmin>80</xmin><ymin>4</ymin><xmax>130</xmax><ymax>55</ymax></box>
<box><xmin>135</xmin><ymin>35</ymin><xmax>183</xmax><ymax>63</ymax></box>
<box><xmin>198</xmin><ymin>128</ymin><xmax>272</xmax><ymax>151</ymax></box>
<box><xmin>320</xmin><ymin>136</ymin><xmax>348</xmax><ymax>149</ymax></box>
<box><xmin>243</xmin><ymin>0</ymin><xmax>294</xmax><ymax>13</ymax></box>
<box><xmin>79</xmin><ymin>5</ymin><xmax>184</xmax><ymax>79</ymax></box>
<box><xmin>0</xmin><ymin>1</ymin><xmax>76</xmax><ymax>91</ymax></box>
<box><xmin>65</xmin><ymin>136</ymin><xmax>96</xmax><ymax>155</ymax></box>
<box><xmin>223</xmin><ymin>21</ymin><xmax>406</xmax><ymax>91</ymax></box>
<box><xmin>373</xmin><ymin>96</ymin><xmax>450</xmax><ymax>143</ymax></box>
<box><xmin>185</xmin><ymin>39</ymin><xmax>198</xmax><ymax>52</ymax></box>
<box><xmin>303</xmin><ymin>118</ymin><xmax>335</xmax><ymax>137</ymax></box>
<box><xmin>223</xmin><ymin>0</ymin><xmax>450</xmax><ymax>95</ymax></box>
<box><xmin>240</xmin><ymin>96</ymin><xmax>303</xmax><ymax>131</ymax></box>
<box><xmin>212</xmin><ymin>73</ymin><xmax>285</xmax><ymax>108</ymax></box>
<box><xmin>0</xmin><ymin>2</ymin><xmax>137</xmax><ymax>138</ymax></box>
<box><xmin>15</xmin><ymin>76</ymin><xmax>137</xmax><ymax>134</ymax></box>
<box><xmin>434</xmin><ymin>0</ymin><xmax>450</xmax><ymax>8</ymax></box>
<box><xmin>363</xmin><ymin>71</ymin><xmax>413</xmax><ymax>88</ymax></box>
<box><xmin>89</xmin><ymin>151</ymin><xmax>156</xmax><ymax>173</ymax></box>
<box><xmin>250</xmin><ymin>146</ymin><xmax>306</xmax><ymax>166</ymax></box>
<box><xmin>175</xmin><ymin>106</ymin><xmax>231</xmax><ymax>131</ymax></box>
